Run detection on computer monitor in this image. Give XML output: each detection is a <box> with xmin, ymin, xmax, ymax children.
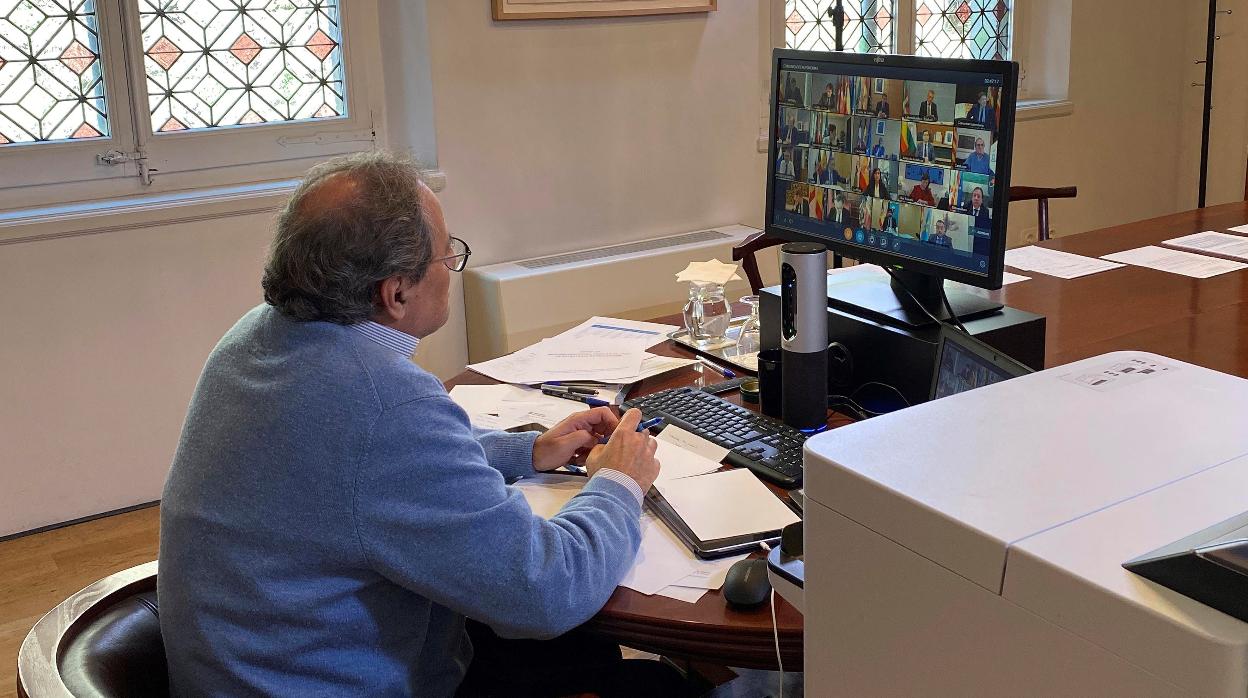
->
<box><xmin>767</xmin><ymin>49</ymin><xmax>1019</xmax><ymax>327</ymax></box>
<box><xmin>929</xmin><ymin>325</ymin><xmax>1032</xmax><ymax>400</ymax></box>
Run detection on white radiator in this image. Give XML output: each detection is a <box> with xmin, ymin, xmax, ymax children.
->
<box><xmin>464</xmin><ymin>224</ymin><xmax>778</xmax><ymax>362</ymax></box>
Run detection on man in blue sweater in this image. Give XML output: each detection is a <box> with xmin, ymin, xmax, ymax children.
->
<box><xmin>159</xmin><ymin>153</ymin><xmax>680</xmax><ymax>696</ymax></box>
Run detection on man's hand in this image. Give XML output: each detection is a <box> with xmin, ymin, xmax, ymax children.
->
<box><xmin>532</xmin><ymin>406</ymin><xmax>620</xmax><ymax>472</ymax></box>
<box><xmin>585</xmin><ymin>409</ymin><xmax>661</xmax><ymax>493</ymax></box>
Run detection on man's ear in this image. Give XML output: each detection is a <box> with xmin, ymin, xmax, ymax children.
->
<box><xmin>373</xmin><ymin>275</ymin><xmax>408</xmax><ymax>323</ymax></box>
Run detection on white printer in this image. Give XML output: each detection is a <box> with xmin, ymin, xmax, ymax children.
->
<box><xmin>802</xmin><ymin>352</ymin><xmax>1248</xmax><ymax>696</ymax></box>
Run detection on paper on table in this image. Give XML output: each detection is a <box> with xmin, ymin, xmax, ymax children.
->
<box><xmin>655</xmin><ymin>469</ymin><xmax>800</xmax><ymax>542</ymax></box>
<box><xmin>653</xmin><ymin>438</ymin><xmax>725</xmax><ymax>485</ymax></box>
<box><xmin>1226</xmin><ymin>223</ymin><xmax>1248</xmax><ymax>236</ymax></box>
<box><xmin>655</xmin><ymin>585</ymin><xmax>708</xmax><ymax>603</ymax></box>
<box><xmin>531</xmin><ymin>338</ymin><xmax>645</xmax><ymax>377</ymax></box>
<box><xmin>1162</xmin><ymin>231</ymin><xmax>1248</xmax><ymax>262</ymax></box>
<box><xmin>448</xmin><ymin>384</ymin><xmax>583</xmax><ymax>430</ymax></box>
<box><xmin>561</xmin><ymin>316</ymin><xmax>678</xmax><ymax>349</ymax></box>
<box><xmin>1101</xmin><ymin>245</ymin><xmax>1248</xmax><ymax>278</ymax></box>
<box><xmin>1004</xmin><ymin>246</ymin><xmax>1125</xmax><ymax>279</ymax></box>
<box><xmin>670</xmin><ymin>552</ymin><xmax>750</xmax><ymax>590</ymax></box>
<box><xmin>512</xmin><ymin>473</ymin><xmax>585</xmax><ymax>519</ymax></box>
<box><xmin>655</xmin><ymin>425</ymin><xmax>730</xmax><ymax>464</ymax></box>
<box><xmin>618</xmin><ymin>512</ymin><xmax>702</xmax><ymax>596</ymax></box>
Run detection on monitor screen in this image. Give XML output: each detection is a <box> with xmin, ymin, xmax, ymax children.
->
<box><xmin>931</xmin><ymin>329</ymin><xmax>1032</xmax><ymax>400</ymax></box>
<box><xmin>768</xmin><ymin>51</ymin><xmax>1016</xmax><ymax>287</ymax></box>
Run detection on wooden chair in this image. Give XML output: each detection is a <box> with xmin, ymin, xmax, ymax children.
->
<box><xmin>733</xmin><ymin>185</ymin><xmax>1079</xmax><ymax>293</ymax></box>
<box><xmin>1008</xmin><ymin>185</ymin><xmax>1077</xmax><ymax>241</ymax></box>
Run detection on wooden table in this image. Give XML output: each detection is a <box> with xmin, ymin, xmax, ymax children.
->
<box><xmin>447</xmin><ymin>201</ymin><xmax>1248</xmax><ymax>671</ymax></box>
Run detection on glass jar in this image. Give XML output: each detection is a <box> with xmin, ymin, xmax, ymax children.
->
<box><xmin>682</xmin><ymin>282</ymin><xmax>731</xmax><ymax>345</ymax></box>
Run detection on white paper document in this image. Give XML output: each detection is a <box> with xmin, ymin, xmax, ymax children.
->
<box><xmin>655</xmin><ymin>585</ymin><xmax>708</xmax><ymax>603</ymax></box>
<box><xmin>448</xmin><ymin>384</ymin><xmax>583</xmax><ymax>430</ymax></box>
<box><xmin>655</xmin><ymin>425</ymin><xmax>730</xmax><ymax>465</ymax></box>
<box><xmin>618</xmin><ymin>512</ymin><xmax>702</xmax><ymax>596</ymax></box>
<box><xmin>561</xmin><ymin>316</ymin><xmax>678</xmax><ymax>349</ymax></box>
<box><xmin>652</xmin><ymin>437</ymin><xmax>725</xmax><ymax>485</ymax></box>
<box><xmin>1004</xmin><ymin>246</ymin><xmax>1125</xmax><ymax>279</ymax></box>
<box><xmin>531</xmin><ymin>339</ymin><xmax>645</xmax><ymax>378</ymax></box>
<box><xmin>655</xmin><ymin>469</ymin><xmax>800</xmax><ymax>542</ymax></box>
<box><xmin>670</xmin><ymin>552</ymin><xmax>751</xmax><ymax>590</ymax></box>
<box><xmin>1226</xmin><ymin>223</ymin><xmax>1248</xmax><ymax>236</ymax></box>
<box><xmin>1101</xmin><ymin>245</ymin><xmax>1248</xmax><ymax>278</ymax></box>
<box><xmin>1162</xmin><ymin>231</ymin><xmax>1248</xmax><ymax>262</ymax></box>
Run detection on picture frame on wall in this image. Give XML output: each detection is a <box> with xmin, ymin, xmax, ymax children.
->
<box><xmin>492</xmin><ymin>0</ymin><xmax>716</xmax><ymax>21</ymax></box>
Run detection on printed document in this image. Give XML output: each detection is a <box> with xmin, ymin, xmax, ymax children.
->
<box><xmin>1101</xmin><ymin>245</ymin><xmax>1248</xmax><ymax>278</ymax></box>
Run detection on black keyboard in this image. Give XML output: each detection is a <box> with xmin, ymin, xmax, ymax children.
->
<box><xmin>624</xmin><ymin>386</ymin><xmax>808</xmax><ymax>488</ymax></box>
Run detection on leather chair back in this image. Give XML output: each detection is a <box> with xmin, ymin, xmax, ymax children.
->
<box><xmin>18</xmin><ymin>561</ymin><xmax>166</xmax><ymax>698</ymax></box>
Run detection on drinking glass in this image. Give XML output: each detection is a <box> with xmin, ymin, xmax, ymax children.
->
<box><xmin>733</xmin><ymin>295</ymin><xmax>762</xmax><ymax>370</ymax></box>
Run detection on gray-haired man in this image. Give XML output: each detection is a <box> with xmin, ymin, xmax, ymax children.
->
<box><xmin>159</xmin><ymin>152</ymin><xmax>686</xmax><ymax>696</ymax></box>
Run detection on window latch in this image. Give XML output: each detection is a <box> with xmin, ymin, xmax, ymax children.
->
<box><xmin>96</xmin><ymin>150</ymin><xmax>157</xmax><ymax>186</ymax></box>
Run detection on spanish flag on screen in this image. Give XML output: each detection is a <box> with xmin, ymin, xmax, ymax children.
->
<box><xmin>808</xmin><ymin>187</ymin><xmax>824</xmax><ymax>220</ymax></box>
<box><xmin>856</xmin><ymin>158</ymin><xmax>871</xmax><ymax>191</ymax></box>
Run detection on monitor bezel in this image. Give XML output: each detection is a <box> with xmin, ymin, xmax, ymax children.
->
<box><xmin>765</xmin><ymin>48</ymin><xmax>1019</xmax><ymax>290</ymax></box>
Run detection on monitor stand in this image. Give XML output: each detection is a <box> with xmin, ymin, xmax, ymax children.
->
<box><xmin>825</xmin><ymin>268</ymin><xmax>1003</xmax><ymax>329</ymax></box>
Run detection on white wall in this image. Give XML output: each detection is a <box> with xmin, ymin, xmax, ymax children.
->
<box><xmin>1006</xmin><ymin>0</ymin><xmax>1193</xmax><ymax>242</ymax></box>
<box><xmin>414</xmin><ymin>0</ymin><xmax>770</xmax><ymax>378</ymax></box>
<box><xmin>0</xmin><ymin>209</ymin><xmax>277</xmax><ymax>536</ymax></box>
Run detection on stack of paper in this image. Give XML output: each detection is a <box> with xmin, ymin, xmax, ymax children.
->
<box><xmin>467</xmin><ymin>316</ymin><xmax>697</xmax><ymax>385</ymax></box>
<box><xmin>1162</xmin><ymin>231</ymin><xmax>1248</xmax><ymax>263</ymax></box>
<box><xmin>1004</xmin><ymin>246</ymin><xmax>1125</xmax><ymax>279</ymax></box>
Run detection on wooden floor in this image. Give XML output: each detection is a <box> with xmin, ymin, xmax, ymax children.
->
<box><xmin>0</xmin><ymin>506</ymin><xmax>160</xmax><ymax>698</ymax></box>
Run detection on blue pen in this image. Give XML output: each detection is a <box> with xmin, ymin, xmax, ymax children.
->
<box><xmin>636</xmin><ymin>417</ymin><xmax>665</xmax><ymax>432</ymax></box>
<box><xmin>697</xmin><ymin>357</ymin><xmax>736</xmax><ymax>379</ymax></box>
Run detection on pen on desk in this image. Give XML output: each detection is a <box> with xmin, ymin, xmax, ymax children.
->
<box><xmin>636</xmin><ymin>417</ymin><xmax>664</xmax><ymax>432</ymax></box>
<box><xmin>697</xmin><ymin>357</ymin><xmax>736</xmax><ymax>379</ymax></box>
<box><xmin>540</xmin><ymin>383</ymin><xmax>597</xmax><ymax>395</ymax></box>
<box><xmin>541</xmin><ymin>388</ymin><xmax>610</xmax><ymax>408</ymax></box>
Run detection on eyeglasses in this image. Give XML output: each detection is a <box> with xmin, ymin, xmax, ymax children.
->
<box><xmin>434</xmin><ymin>236</ymin><xmax>471</xmax><ymax>272</ymax></box>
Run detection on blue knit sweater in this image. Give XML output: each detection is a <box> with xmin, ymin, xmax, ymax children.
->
<box><xmin>158</xmin><ymin>305</ymin><xmax>643</xmax><ymax>696</ymax></box>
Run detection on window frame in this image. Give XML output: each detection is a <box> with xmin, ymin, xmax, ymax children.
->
<box><xmin>0</xmin><ymin>0</ymin><xmax>383</xmax><ymax>212</ymax></box>
<box><xmin>0</xmin><ymin>0</ymin><xmax>139</xmax><ymax>195</ymax></box>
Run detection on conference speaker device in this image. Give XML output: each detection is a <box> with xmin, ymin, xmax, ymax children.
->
<box><xmin>780</xmin><ymin>242</ymin><xmax>829</xmax><ymax>432</ymax></box>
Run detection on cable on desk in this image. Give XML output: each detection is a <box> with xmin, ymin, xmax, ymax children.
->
<box><xmin>882</xmin><ymin>266</ymin><xmax>970</xmax><ymax>334</ymax></box>
<box><xmin>771</xmin><ymin>588</ymin><xmax>784</xmax><ymax>698</ymax></box>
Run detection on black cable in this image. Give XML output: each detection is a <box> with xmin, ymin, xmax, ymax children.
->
<box><xmin>883</xmin><ymin>266</ymin><xmax>970</xmax><ymax>335</ymax></box>
<box><xmin>829</xmin><ymin>381</ymin><xmax>911</xmax><ymax>420</ymax></box>
<box><xmin>939</xmin><ymin>284</ymin><xmax>969</xmax><ymax>334</ymax></box>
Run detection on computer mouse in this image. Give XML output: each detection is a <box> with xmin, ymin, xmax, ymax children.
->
<box><xmin>722</xmin><ymin>559</ymin><xmax>772</xmax><ymax>608</ymax></box>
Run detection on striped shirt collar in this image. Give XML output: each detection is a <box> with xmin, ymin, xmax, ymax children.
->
<box><xmin>349</xmin><ymin>321</ymin><xmax>421</xmax><ymax>357</ymax></box>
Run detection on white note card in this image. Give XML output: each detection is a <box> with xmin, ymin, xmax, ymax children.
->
<box><xmin>1101</xmin><ymin>246</ymin><xmax>1248</xmax><ymax>278</ymax></box>
<box><xmin>656</xmin><ymin>469</ymin><xmax>800</xmax><ymax>542</ymax></box>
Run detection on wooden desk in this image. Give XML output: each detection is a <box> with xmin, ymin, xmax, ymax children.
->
<box><xmin>447</xmin><ymin>201</ymin><xmax>1248</xmax><ymax>671</ymax></box>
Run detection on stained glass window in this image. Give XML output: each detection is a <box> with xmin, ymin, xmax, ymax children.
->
<box><xmin>0</xmin><ymin>0</ymin><xmax>109</xmax><ymax>146</ymax></box>
<box><xmin>785</xmin><ymin>1</ymin><xmax>895</xmax><ymax>54</ymax></box>
<box><xmin>913</xmin><ymin>0</ymin><xmax>1011</xmax><ymax>60</ymax></box>
<box><xmin>139</xmin><ymin>0</ymin><xmax>345</xmax><ymax>134</ymax></box>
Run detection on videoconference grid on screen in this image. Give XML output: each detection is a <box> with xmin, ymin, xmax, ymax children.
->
<box><xmin>933</xmin><ymin>340</ymin><xmax>1014</xmax><ymax>399</ymax></box>
<box><xmin>772</xmin><ymin>60</ymin><xmax>1005</xmax><ymax>276</ymax></box>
